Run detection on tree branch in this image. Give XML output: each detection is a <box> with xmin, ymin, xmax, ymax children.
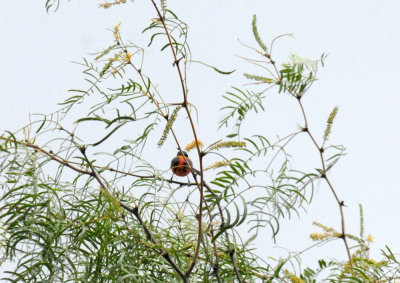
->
<box><xmin>78</xmin><ymin>145</ymin><xmax>187</xmax><ymax>281</ymax></box>
<box><xmin>296</xmin><ymin>98</ymin><xmax>353</xmax><ymax>267</ymax></box>
<box><xmin>149</xmin><ymin>1</ymin><xmax>205</xmax><ymax>278</ymax></box>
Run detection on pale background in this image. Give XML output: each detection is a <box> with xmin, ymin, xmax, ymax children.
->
<box><xmin>1</xmin><ymin>0</ymin><xmax>399</xmax><ymax>274</ymax></box>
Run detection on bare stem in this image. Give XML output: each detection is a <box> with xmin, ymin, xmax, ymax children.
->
<box><xmin>262</xmin><ymin>45</ymin><xmax>353</xmax><ymax>266</ymax></box>
<box><xmin>149</xmin><ymin>0</ymin><xmax>204</xmax><ymax>278</ymax></box>
<box><xmin>203</xmin><ymin>182</ymin><xmax>243</xmax><ymax>282</ymax></box>
<box><xmin>296</xmin><ymin>98</ymin><xmax>353</xmax><ymax>266</ymax></box>
<box><xmin>0</xmin><ymin>136</ymin><xmax>199</xmax><ymax>187</ymax></box>
<box><xmin>203</xmin><ymin>200</ymin><xmax>222</xmax><ymax>283</ymax></box>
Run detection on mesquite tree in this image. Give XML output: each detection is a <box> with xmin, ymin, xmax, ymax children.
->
<box><xmin>0</xmin><ymin>1</ymin><xmax>399</xmax><ymax>282</ymax></box>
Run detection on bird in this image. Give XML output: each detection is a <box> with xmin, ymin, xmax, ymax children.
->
<box><xmin>170</xmin><ymin>150</ymin><xmax>200</xmax><ymax>177</ymax></box>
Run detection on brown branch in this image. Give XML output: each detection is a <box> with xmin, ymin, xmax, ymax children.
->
<box><xmin>78</xmin><ymin>146</ymin><xmax>187</xmax><ymax>282</ymax></box>
<box><xmin>115</xmin><ymin>38</ymin><xmax>187</xmax><ymax>157</ymax></box>
<box><xmin>1</xmin><ymin>135</ymin><xmax>189</xmax><ymax>279</ymax></box>
<box><xmin>1</xmin><ymin>135</ymin><xmax>195</xmax><ymax>280</ymax></box>
<box><xmin>0</xmin><ymin>137</ymin><xmax>91</xmax><ymax>175</ymax></box>
<box><xmin>0</xmin><ymin>136</ymin><xmax>200</xmax><ymax>188</ymax></box>
<box><xmin>296</xmin><ymin>98</ymin><xmax>353</xmax><ymax>267</ymax></box>
<box><xmin>149</xmin><ymin>1</ymin><xmax>204</xmax><ymax>278</ymax></box>
<box><xmin>203</xmin><ymin>198</ymin><xmax>222</xmax><ymax>283</ymax></box>
<box><xmin>228</xmin><ymin>248</ymin><xmax>242</xmax><ymax>282</ymax></box>
<box><xmin>203</xmin><ymin>182</ymin><xmax>243</xmax><ymax>282</ymax></box>
<box><xmin>261</xmin><ymin>44</ymin><xmax>353</xmax><ymax>267</ymax></box>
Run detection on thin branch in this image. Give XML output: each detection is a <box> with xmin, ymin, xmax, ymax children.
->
<box><xmin>203</xmin><ymin>182</ymin><xmax>243</xmax><ymax>283</ymax></box>
<box><xmin>0</xmin><ymin>136</ymin><xmax>188</xmax><ymax>281</ymax></box>
<box><xmin>149</xmin><ymin>1</ymin><xmax>205</xmax><ymax>278</ymax></box>
<box><xmin>0</xmin><ymin>137</ymin><xmax>90</xmax><ymax>175</ymax></box>
<box><xmin>296</xmin><ymin>98</ymin><xmax>353</xmax><ymax>267</ymax></box>
<box><xmin>0</xmin><ymin>136</ymin><xmax>198</xmax><ymax>188</ymax></box>
<box><xmin>256</xmin><ymin>45</ymin><xmax>353</xmax><ymax>266</ymax></box>
<box><xmin>203</xmin><ymin>200</ymin><xmax>222</xmax><ymax>283</ymax></box>
<box><xmin>229</xmin><ymin>249</ymin><xmax>242</xmax><ymax>283</ymax></box>
<box><xmin>79</xmin><ymin>146</ymin><xmax>187</xmax><ymax>281</ymax></box>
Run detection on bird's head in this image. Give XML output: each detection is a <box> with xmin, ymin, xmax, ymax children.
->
<box><xmin>176</xmin><ymin>150</ymin><xmax>188</xmax><ymax>157</ymax></box>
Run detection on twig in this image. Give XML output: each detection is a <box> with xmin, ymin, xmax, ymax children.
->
<box><xmin>0</xmin><ymin>136</ymin><xmax>188</xmax><ymax>281</ymax></box>
<box><xmin>0</xmin><ymin>136</ymin><xmax>198</xmax><ymax>187</ymax></box>
<box><xmin>78</xmin><ymin>145</ymin><xmax>188</xmax><ymax>281</ymax></box>
<box><xmin>203</xmin><ymin>182</ymin><xmax>243</xmax><ymax>282</ymax></box>
<box><xmin>203</xmin><ymin>198</ymin><xmax>222</xmax><ymax>283</ymax></box>
<box><xmin>149</xmin><ymin>1</ymin><xmax>205</xmax><ymax>278</ymax></box>
<box><xmin>296</xmin><ymin>97</ymin><xmax>353</xmax><ymax>266</ymax></box>
<box><xmin>261</xmin><ymin>46</ymin><xmax>353</xmax><ymax>266</ymax></box>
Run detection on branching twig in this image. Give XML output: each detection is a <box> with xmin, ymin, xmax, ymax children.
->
<box><xmin>257</xmin><ymin>45</ymin><xmax>353</xmax><ymax>266</ymax></box>
<box><xmin>78</xmin><ymin>145</ymin><xmax>188</xmax><ymax>281</ymax></box>
<box><xmin>203</xmin><ymin>200</ymin><xmax>222</xmax><ymax>283</ymax></box>
<box><xmin>149</xmin><ymin>1</ymin><xmax>205</xmax><ymax>278</ymax></box>
<box><xmin>296</xmin><ymin>98</ymin><xmax>353</xmax><ymax>266</ymax></box>
<box><xmin>0</xmin><ymin>136</ymin><xmax>198</xmax><ymax>187</ymax></box>
<box><xmin>0</xmin><ymin>135</ymin><xmax>188</xmax><ymax>281</ymax></box>
<box><xmin>203</xmin><ymin>182</ymin><xmax>243</xmax><ymax>282</ymax></box>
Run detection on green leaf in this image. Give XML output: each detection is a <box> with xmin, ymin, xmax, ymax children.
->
<box><xmin>190</xmin><ymin>60</ymin><xmax>235</xmax><ymax>75</ymax></box>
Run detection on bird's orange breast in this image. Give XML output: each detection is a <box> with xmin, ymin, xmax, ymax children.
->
<box><xmin>171</xmin><ymin>156</ymin><xmax>191</xmax><ymax>176</ymax></box>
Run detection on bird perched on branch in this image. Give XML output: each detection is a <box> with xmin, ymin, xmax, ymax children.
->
<box><xmin>170</xmin><ymin>150</ymin><xmax>200</xmax><ymax>177</ymax></box>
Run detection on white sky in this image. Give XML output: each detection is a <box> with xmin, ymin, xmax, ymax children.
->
<box><xmin>1</xmin><ymin>0</ymin><xmax>400</xmax><ymax>274</ymax></box>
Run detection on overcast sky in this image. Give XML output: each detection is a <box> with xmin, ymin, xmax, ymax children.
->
<box><xmin>1</xmin><ymin>0</ymin><xmax>400</xmax><ymax>272</ymax></box>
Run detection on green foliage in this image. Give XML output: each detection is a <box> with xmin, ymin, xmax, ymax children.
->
<box><xmin>244</xmin><ymin>73</ymin><xmax>275</xmax><ymax>84</ymax></box>
<box><xmin>190</xmin><ymin>60</ymin><xmax>235</xmax><ymax>75</ymax></box>
<box><xmin>45</xmin><ymin>0</ymin><xmax>60</xmax><ymax>13</ymax></box>
<box><xmin>207</xmin><ymin>140</ymin><xmax>246</xmax><ymax>151</ymax></box>
<box><xmin>158</xmin><ymin>105</ymin><xmax>181</xmax><ymax>147</ymax></box>
<box><xmin>219</xmin><ymin>87</ymin><xmax>265</xmax><ymax>135</ymax></box>
<box><xmin>323</xmin><ymin>106</ymin><xmax>339</xmax><ymax>142</ymax></box>
<box><xmin>278</xmin><ymin>53</ymin><xmax>326</xmax><ymax>98</ymax></box>
<box><xmin>252</xmin><ymin>15</ymin><xmax>268</xmax><ymax>52</ymax></box>
<box><xmin>143</xmin><ymin>9</ymin><xmax>190</xmax><ymax>59</ymax></box>
<box><xmin>160</xmin><ymin>0</ymin><xmax>167</xmax><ymax>16</ymax></box>
<box><xmin>0</xmin><ymin>4</ymin><xmax>398</xmax><ymax>283</ymax></box>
